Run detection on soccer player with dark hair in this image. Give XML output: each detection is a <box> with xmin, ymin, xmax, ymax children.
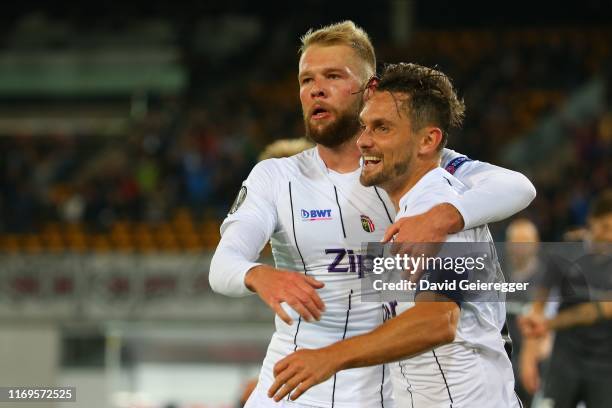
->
<box><xmin>211</xmin><ymin>22</ymin><xmax>535</xmax><ymax>407</ymax></box>
<box><xmin>268</xmin><ymin>63</ymin><xmax>521</xmax><ymax>407</ymax></box>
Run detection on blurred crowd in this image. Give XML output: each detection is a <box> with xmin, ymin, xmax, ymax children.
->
<box><xmin>0</xmin><ymin>26</ymin><xmax>611</xmax><ymax>248</ymax></box>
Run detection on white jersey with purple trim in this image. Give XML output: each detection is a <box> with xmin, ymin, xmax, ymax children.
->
<box><xmin>389</xmin><ymin>167</ymin><xmax>520</xmax><ymax>408</ymax></box>
<box><xmin>228</xmin><ymin>147</ymin><xmax>396</xmax><ymax>407</ymax></box>
<box><xmin>210</xmin><ymin>147</ymin><xmax>534</xmax><ymax>407</ymax></box>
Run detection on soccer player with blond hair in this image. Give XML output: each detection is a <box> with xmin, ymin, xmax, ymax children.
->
<box><xmin>211</xmin><ymin>21</ymin><xmax>535</xmax><ymax>407</ymax></box>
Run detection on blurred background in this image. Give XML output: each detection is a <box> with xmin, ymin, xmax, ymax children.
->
<box><xmin>0</xmin><ymin>1</ymin><xmax>610</xmax><ymax>407</ymax></box>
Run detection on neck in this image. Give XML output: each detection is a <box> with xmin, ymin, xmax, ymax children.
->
<box><xmin>384</xmin><ymin>160</ymin><xmax>439</xmax><ymax>211</ymax></box>
<box><xmin>317</xmin><ymin>138</ymin><xmax>361</xmax><ymax>173</ymax></box>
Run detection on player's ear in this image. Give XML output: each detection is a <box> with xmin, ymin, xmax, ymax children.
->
<box><xmin>418</xmin><ymin>127</ymin><xmax>443</xmax><ymax>155</ymax></box>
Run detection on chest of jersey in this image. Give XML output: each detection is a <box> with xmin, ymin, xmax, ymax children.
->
<box><xmin>275</xmin><ymin>173</ymin><xmax>393</xmax><ymax>277</ymax></box>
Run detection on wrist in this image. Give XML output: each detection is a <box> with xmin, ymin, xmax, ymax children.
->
<box><xmin>520</xmin><ymin>348</ymin><xmax>538</xmax><ymax>363</ymax></box>
<box><xmin>434</xmin><ymin>203</ymin><xmax>464</xmax><ymax>234</ymax></box>
<box><xmin>326</xmin><ymin>342</ymin><xmax>352</xmax><ymax>371</ymax></box>
<box><xmin>244</xmin><ymin>265</ymin><xmax>265</xmax><ymax>292</ymax></box>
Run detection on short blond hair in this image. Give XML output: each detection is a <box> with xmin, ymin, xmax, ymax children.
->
<box><xmin>299</xmin><ymin>21</ymin><xmax>376</xmax><ymax>79</ymax></box>
<box><xmin>258</xmin><ymin>138</ymin><xmax>314</xmax><ymax>161</ymax></box>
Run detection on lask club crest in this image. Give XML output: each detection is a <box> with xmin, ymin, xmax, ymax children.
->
<box><xmin>360</xmin><ymin>214</ymin><xmax>375</xmax><ymax>233</ymax></box>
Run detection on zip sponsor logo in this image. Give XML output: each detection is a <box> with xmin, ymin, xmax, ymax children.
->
<box><xmin>325</xmin><ymin>248</ymin><xmax>377</xmax><ymax>278</ymax></box>
<box><xmin>301</xmin><ymin>209</ymin><xmax>332</xmax><ymax>221</ymax></box>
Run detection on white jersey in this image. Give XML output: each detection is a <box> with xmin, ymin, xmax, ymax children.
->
<box><xmin>225</xmin><ymin>148</ymin><xmax>397</xmax><ymax>407</ymax></box>
<box><xmin>389</xmin><ymin>167</ymin><xmax>520</xmax><ymax>408</ymax></box>
<box><xmin>210</xmin><ymin>147</ymin><xmax>535</xmax><ymax>407</ymax></box>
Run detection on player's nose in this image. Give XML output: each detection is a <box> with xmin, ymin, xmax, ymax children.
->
<box><xmin>356</xmin><ymin>127</ymin><xmax>373</xmax><ymax>150</ymax></box>
<box><xmin>309</xmin><ymin>78</ymin><xmax>327</xmax><ymax>99</ymax></box>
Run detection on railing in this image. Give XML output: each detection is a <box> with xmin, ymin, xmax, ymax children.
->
<box><xmin>0</xmin><ymin>253</ymin><xmax>272</xmax><ymax>322</ymax></box>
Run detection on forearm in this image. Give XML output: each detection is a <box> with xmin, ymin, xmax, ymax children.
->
<box><xmin>210</xmin><ymin>250</ymin><xmax>260</xmax><ymax>296</ymax></box>
<box><xmin>431</xmin><ymin>203</ymin><xmax>464</xmax><ymax>234</ymax></box>
<box><xmin>520</xmin><ymin>336</ymin><xmax>543</xmax><ymax>363</ymax></box>
<box><xmin>330</xmin><ymin>302</ymin><xmax>459</xmax><ymax>370</ymax></box>
<box><xmin>209</xmin><ymin>222</ymin><xmax>268</xmax><ymax>297</ymax></box>
<box><xmin>548</xmin><ymin>302</ymin><xmax>612</xmax><ymax>330</ymax></box>
<box><xmin>451</xmin><ymin>163</ymin><xmax>536</xmax><ymax>230</ymax></box>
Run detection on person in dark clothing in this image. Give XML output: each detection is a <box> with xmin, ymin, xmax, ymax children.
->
<box><xmin>519</xmin><ymin>189</ymin><xmax>612</xmax><ymax>408</ymax></box>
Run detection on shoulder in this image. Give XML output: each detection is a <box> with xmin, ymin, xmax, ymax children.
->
<box><xmin>399</xmin><ymin>169</ymin><xmax>466</xmax><ymax>217</ymax></box>
<box><xmin>252</xmin><ymin>147</ymin><xmax>317</xmax><ymax>179</ymax></box>
<box><xmin>440</xmin><ymin>148</ymin><xmax>474</xmax><ymax>176</ymax></box>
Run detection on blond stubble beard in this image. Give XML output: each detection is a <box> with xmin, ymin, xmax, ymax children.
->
<box><xmin>304</xmin><ymin>97</ymin><xmax>362</xmax><ymax>148</ymax></box>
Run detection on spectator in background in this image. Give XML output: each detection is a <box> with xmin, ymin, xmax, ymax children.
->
<box><xmin>519</xmin><ymin>189</ymin><xmax>612</xmax><ymax>408</ymax></box>
<box><xmin>504</xmin><ymin>218</ymin><xmax>546</xmax><ymax>407</ymax></box>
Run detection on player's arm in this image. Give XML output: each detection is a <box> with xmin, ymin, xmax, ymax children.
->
<box><xmin>518</xmin><ymin>295</ymin><xmax>549</xmax><ymax>394</ymax></box>
<box><xmin>439</xmin><ymin>149</ymin><xmax>536</xmax><ymax>229</ymax></box>
<box><xmin>383</xmin><ymin>149</ymin><xmax>535</xmax><ymax>243</ymax></box>
<box><xmin>545</xmin><ymin>300</ymin><xmax>612</xmax><ymax>331</ymax></box>
<box><xmin>209</xmin><ymin>161</ymin><xmax>324</xmax><ymax>324</ymax></box>
<box><xmin>209</xmin><ymin>220</ymin><xmax>268</xmax><ymax>297</ymax></box>
<box><xmin>268</xmin><ymin>294</ymin><xmax>459</xmax><ymax>401</ymax></box>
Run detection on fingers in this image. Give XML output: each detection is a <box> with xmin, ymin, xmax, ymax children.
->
<box><xmin>268</xmin><ymin>365</ymin><xmax>299</xmax><ymax>399</ymax></box>
<box><xmin>298</xmin><ymin>278</ymin><xmax>325</xmax><ymax>312</ymax></box>
<box><xmin>532</xmin><ymin>322</ymin><xmax>548</xmax><ymax>338</ymax></box>
<box><xmin>272</xmin><ymin>375</ymin><xmax>306</xmax><ymax>402</ymax></box>
<box><xmin>271</xmin><ymin>303</ymin><xmax>293</xmax><ymax>325</ymax></box>
<box><xmin>309</xmin><ymin>290</ymin><xmax>326</xmax><ymax>314</ymax></box>
<box><xmin>408</xmin><ymin>265</ymin><xmax>425</xmax><ymax>284</ymax></box>
<box><xmin>263</xmin><ymin>272</ymin><xmax>326</xmax><ymax>324</ymax></box>
<box><xmin>305</xmin><ymin>275</ymin><xmax>325</xmax><ymax>289</ymax></box>
<box><xmin>289</xmin><ymin>378</ymin><xmax>315</xmax><ymax>401</ymax></box>
<box><xmin>271</xmin><ymin>371</ymin><xmax>314</xmax><ymax>402</ymax></box>
<box><xmin>287</xmin><ymin>297</ymin><xmax>316</xmax><ymax>322</ymax></box>
<box><xmin>273</xmin><ymin>358</ymin><xmax>289</xmax><ymax>377</ymax></box>
<box><xmin>295</xmin><ymin>286</ymin><xmax>324</xmax><ymax>320</ymax></box>
<box><xmin>519</xmin><ymin>316</ymin><xmax>546</xmax><ymax>338</ymax></box>
<box><xmin>382</xmin><ymin>223</ymin><xmax>400</xmax><ymax>243</ymax></box>
<box><xmin>290</xmin><ymin>278</ymin><xmax>325</xmax><ymax>321</ymax></box>
<box><xmin>270</xmin><ymin>295</ymin><xmax>321</xmax><ymax>325</ymax></box>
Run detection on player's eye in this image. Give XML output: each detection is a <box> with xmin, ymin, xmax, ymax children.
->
<box><xmin>300</xmin><ymin>77</ymin><xmax>312</xmax><ymax>85</ymax></box>
<box><xmin>376</xmin><ymin>125</ymin><xmax>389</xmax><ymax>133</ymax></box>
<box><xmin>328</xmin><ymin>73</ymin><xmax>341</xmax><ymax>80</ymax></box>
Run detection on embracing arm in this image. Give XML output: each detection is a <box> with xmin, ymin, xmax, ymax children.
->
<box><xmin>441</xmin><ymin>149</ymin><xmax>536</xmax><ymax>230</ymax></box>
<box><xmin>268</xmin><ymin>295</ymin><xmax>459</xmax><ymax>401</ymax></box>
<box><xmin>330</xmin><ymin>300</ymin><xmax>458</xmax><ymax>369</ymax></box>
<box><xmin>383</xmin><ymin>151</ymin><xmax>536</xmax><ymax>243</ymax></box>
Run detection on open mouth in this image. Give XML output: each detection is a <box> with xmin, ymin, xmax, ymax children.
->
<box><xmin>363</xmin><ymin>155</ymin><xmax>382</xmax><ymax>167</ymax></box>
<box><xmin>311</xmin><ymin>106</ymin><xmax>330</xmax><ymax>120</ymax></box>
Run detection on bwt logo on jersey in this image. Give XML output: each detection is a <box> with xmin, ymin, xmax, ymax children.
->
<box><xmin>301</xmin><ymin>209</ymin><xmax>332</xmax><ymax>221</ymax></box>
